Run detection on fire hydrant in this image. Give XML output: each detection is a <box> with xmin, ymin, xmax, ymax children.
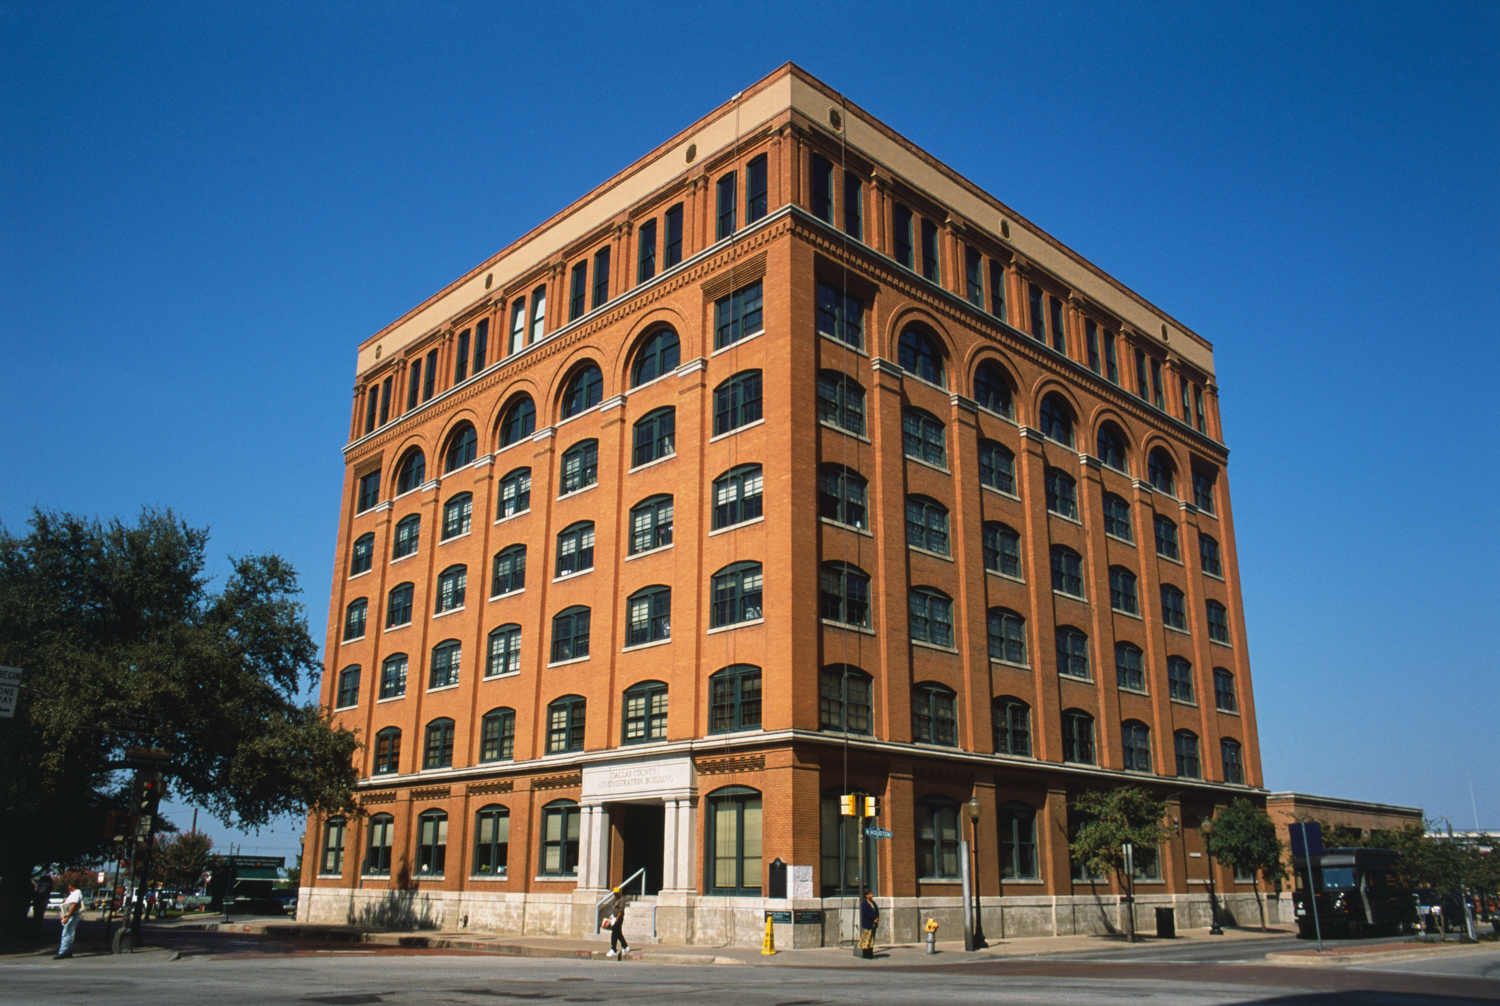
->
<box><xmin>925</xmin><ymin>917</ymin><xmax>939</xmax><ymax>954</ymax></box>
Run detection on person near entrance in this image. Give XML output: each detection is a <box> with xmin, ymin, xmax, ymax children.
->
<box><xmin>605</xmin><ymin>888</ymin><xmax>630</xmax><ymax>958</ymax></box>
<box><xmin>858</xmin><ymin>890</ymin><xmax>880</xmax><ymax>958</ymax></box>
<box><xmin>55</xmin><ymin>882</ymin><xmax>82</xmax><ymax>959</ymax></box>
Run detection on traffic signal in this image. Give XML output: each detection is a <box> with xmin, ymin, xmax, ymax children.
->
<box><xmin>862</xmin><ymin>796</ymin><xmax>878</xmax><ymax>819</ymax></box>
<box><xmin>840</xmin><ymin>794</ymin><xmax>856</xmax><ymax>817</ymax></box>
<box><xmin>132</xmin><ymin>772</ymin><xmax>164</xmax><ymax>837</ymax></box>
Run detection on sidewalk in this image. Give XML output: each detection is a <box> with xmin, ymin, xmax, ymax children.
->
<box><xmin>1264</xmin><ymin>937</ymin><xmax>1500</xmax><ymax>968</ymax></box>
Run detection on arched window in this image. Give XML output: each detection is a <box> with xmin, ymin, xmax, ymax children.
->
<box><xmin>393</xmin><ymin>514</ymin><xmax>420</xmax><ymax>559</ymax></box>
<box><xmin>486</xmin><ymin>624</ymin><xmax>521</xmax><ymax>678</ymax></box>
<box><xmin>818</xmin><ymin>465</ymin><xmax>867</xmax><ymax>529</ymax></box>
<box><xmin>709</xmin><ymin>665</ymin><xmax>762</xmax><ymax>733</ymax></box>
<box><xmin>423</xmin><ymin>718</ymin><xmax>455</xmax><ymax>769</ymax></box>
<box><xmin>378</xmin><ymin>654</ymin><xmax>407</xmax><ymax>700</ymax></box>
<box><xmin>993</xmin><ymin>698</ymin><xmax>1031</xmax><ymax>756</ymax></box>
<box><xmin>396</xmin><ymin>449</ymin><xmax>426</xmax><ymax>494</ymax></box>
<box><xmin>706</xmin><ymin>786</ymin><xmax>763</xmax><ymax>895</ymax></box>
<box><xmin>491</xmin><ymin>544</ymin><xmax>525</xmax><ymax>597</ymax></box>
<box><xmin>373</xmin><ymin>727</ymin><xmax>401</xmax><ymax>774</ymax></box>
<box><xmin>902</xmin><ymin>408</ymin><xmax>946</xmax><ymax>466</ymax></box>
<box><xmin>816</xmin><ymin>371</ymin><xmax>865</xmax><ymax>436</ymax></box>
<box><xmin>1045</xmin><ymin>468</ymin><xmax>1078</xmax><ymax>518</ymax></box>
<box><xmin>1174</xmin><ymin>730</ymin><xmax>1201</xmax><ymax>778</ymax></box>
<box><xmin>1056</xmin><ymin>626</ymin><xmax>1090</xmax><ymax>679</ymax></box>
<box><xmin>550</xmin><ymin>608</ymin><xmax>591</xmax><ymax>664</ymax></box>
<box><xmin>539</xmin><ymin>799</ymin><xmax>580</xmax><ymax>875</ymax></box>
<box><xmin>1221</xmin><ymin>738</ymin><xmax>1244</xmax><ymax>784</ymax></box>
<box><xmin>1213</xmin><ymin>668</ymin><xmax>1237</xmax><ymax>712</ymax></box>
<box><xmin>905</xmin><ymin>495</ymin><xmax>949</xmax><ymax>554</ymax></box>
<box><xmin>1161</xmin><ymin>585</ymin><xmax>1187</xmax><ymax>630</ymax></box>
<box><xmin>987</xmin><ymin>608</ymin><xmax>1027</xmax><ymax>665</ymax></box>
<box><xmin>1050</xmin><ymin>546</ymin><xmax>1083</xmax><ymax>597</ymax></box>
<box><xmin>1102</xmin><ymin>492</ymin><xmax>1133</xmax><ymax>540</ymax></box>
<box><xmin>473</xmin><ymin>804</ymin><xmax>510</xmax><ymax>876</ymax></box>
<box><xmin>713</xmin><ymin>370</ymin><xmax>762</xmax><ymax>435</ymax></box>
<box><xmin>498</xmin><ymin>467</ymin><xmax>531</xmax><ymax>518</ymax></box>
<box><xmin>629</xmin><ymin>495</ymin><xmax>673</xmax><ymax>554</ymax></box>
<box><xmin>1122</xmin><ymin>721</ymin><xmax>1152</xmax><ymax>772</ymax></box>
<box><xmin>1167</xmin><ymin>655</ymin><xmax>1194</xmax><ymax>702</ymax></box>
<box><xmin>979</xmin><ymin>440</ymin><xmax>1015</xmax><ymax>493</ymax></box>
<box><xmin>1192</xmin><ymin>469</ymin><xmax>1216</xmax><ymax>513</ymax></box>
<box><xmin>441</xmin><ymin>492</ymin><xmax>472</xmax><ymax>540</ymax></box>
<box><xmin>435</xmin><ymin>565</ymin><xmax>466</xmax><ymax>613</ymax></box>
<box><xmin>444</xmin><ymin>424</ymin><xmax>478</xmax><ymax>472</ymax></box>
<box><xmin>999</xmin><ymin>803</ymin><xmax>1038</xmax><ymax>879</ymax></box>
<box><xmin>559</xmin><ymin>439</ymin><xmax>598</xmax><ymax>494</ymax></box>
<box><xmin>821</xmin><ymin>787</ymin><xmax>879</xmax><ymax>896</ymax></box>
<box><xmin>632</xmin><ymin>328</ymin><xmax>680</xmax><ymax>386</ymax></box>
<box><xmin>909</xmin><ymin>587</ymin><xmax>953</xmax><ymax>647</ymax></box>
<box><xmin>364</xmin><ymin>813</ymin><xmax>394</xmax><ymax>875</ymax></box>
<box><xmin>1154</xmin><ymin>514</ymin><xmax>1179</xmax><ymax>560</ymax></box>
<box><xmin>916</xmin><ymin>796</ymin><xmax>961</xmax><ymax>879</ymax></box>
<box><xmin>623</xmin><ymin>680</ymin><xmax>668</xmax><ymax>743</ymax></box>
<box><xmin>321</xmin><ymin>817</ymin><xmax>347</xmax><ymax>876</ymax></box>
<box><xmin>335</xmin><ymin>665</ymin><xmax>361</xmax><ymax>709</ymax></box>
<box><xmin>416</xmin><ymin>809</ymin><xmax>448</xmax><ymax>876</ymax></box>
<box><xmin>555</xmin><ymin>522</ymin><xmax>595</xmax><ymax>576</ymax></box>
<box><xmin>898</xmin><ymin>327</ymin><xmax>944</xmax><ymax>385</ymax></box>
<box><xmin>1109</xmin><ymin>567</ymin><xmax>1138</xmax><ymax>614</ymax></box>
<box><xmin>1206</xmin><ymin>600</ymin><xmax>1230</xmax><ymax>643</ymax></box>
<box><xmin>632</xmin><ymin>407</ymin><xmax>675</xmax><ymax>467</ymax></box>
<box><xmin>1062</xmin><ymin>710</ymin><xmax>1095</xmax><ymax>764</ymax></box>
<box><xmin>712</xmin><ymin>464</ymin><xmax>763</xmax><ymax>529</ymax></box>
<box><xmin>350</xmin><ymin>533</ymin><xmax>374</xmax><ymax>576</ymax></box>
<box><xmin>1199</xmin><ymin>534</ymin><xmax>1223</xmax><ymax>576</ymax></box>
<box><xmin>1147</xmin><ymin>448</ymin><xmax>1176</xmax><ymax>496</ymax></box>
<box><xmin>1116</xmin><ymin>642</ymin><xmax>1145</xmax><ymax>691</ymax></box>
<box><xmin>1096</xmin><ymin>423</ymin><xmax>1128</xmax><ymax>473</ymax></box>
<box><xmin>498</xmin><ymin>397</ymin><xmax>536</xmax><ymax>448</ymax></box>
<box><xmin>912</xmin><ymin>683</ymin><xmax>957</xmax><ymax>746</ymax></box>
<box><xmin>343</xmin><ymin>598</ymin><xmax>367</xmax><ymax>641</ymax></box>
<box><xmin>386</xmin><ymin>583</ymin><xmax>414</xmax><ymax>628</ymax></box>
<box><xmin>819</xmin><ymin>561</ymin><xmax>871</xmax><ymax>628</ymax></box>
<box><xmin>819</xmin><ymin>665</ymin><xmax>872</xmax><ymax>734</ymax></box>
<box><xmin>561</xmin><ymin>364</ymin><xmax>603</xmax><ymax>418</ymax></box>
<box><xmin>626</xmin><ymin>586</ymin><xmax>671</xmax><ymax>646</ymax></box>
<box><xmin>479</xmin><ymin>708</ymin><xmax>516</xmax><ymax>762</ymax></box>
<box><xmin>973</xmin><ymin>362</ymin><xmax>1013</xmax><ymax>416</ymax></box>
<box><xmin>982</xmin><ymin>523</ymin><xmax>1021</xmax><ymax>579</ymax></box>
<box><xmin>711</xmin><ymin>562</ymin><xmax>763</xmax><ymax>627</ymax></box>
<box><xmin>546</xmin><ymin>695</ymin><xmax>586</xmax><ymax>753</ymax></box>
<box><xmin>428</xmin><ymin>639</ymin><xmax>460</xmax><ymax>689</ymax></box>
<box><xmin>1039</xmin><ymin>395</ymin><xmax>1073</xmax><ymax>446</ymax></box>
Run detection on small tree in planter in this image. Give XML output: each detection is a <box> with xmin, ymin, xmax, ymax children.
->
<box><xmin>1070</xmin><ymin>787</ymin><xmax>1171</xmax><ymax>941</ymax></box>
<box><xmin>1203</xmin><ymin>799</ymin><xmax>1285</xmax><ymax>931</ymax></box>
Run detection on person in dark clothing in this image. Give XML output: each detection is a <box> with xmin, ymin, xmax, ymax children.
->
<box><xmin>605</xmin><ymin>890</ymin><xmax>629</xmax><ymax>958</ymax></box>
<box><xmin>858</xmin><ymin>890</ymin><xmax>880</xmax><ymax>958</ymax></box>
<box><xmin>32</xmin><ymin>874</ymin><xmax>54</xmax><ymax>935</ymax></box>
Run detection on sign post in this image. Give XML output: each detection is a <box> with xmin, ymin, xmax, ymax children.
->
<box><xmin>0</xmin><ymin>666</ymin><xmax>23</xmax><ymax>718</ymax></box>
<box><xmin>1122</xmin><ymin>842</ymin><xmax>1137</xmax><ymax>942</ymax></box>
<box><xmin>1289</xmin><ymin>822</ymin><xmax>1325</xmax><ymax>953</ymax></box>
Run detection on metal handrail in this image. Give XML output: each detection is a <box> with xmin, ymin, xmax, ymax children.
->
<box><xmin>595</xmin><ymin>868</ymin><xmax>649</xmax><ymax>932</ymax></box>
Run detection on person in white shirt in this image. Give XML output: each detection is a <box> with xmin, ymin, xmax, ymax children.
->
<box><xmin>55</xmin><ymin>883</ymin><xmax>82</xmax><ymax>959</ymax></box>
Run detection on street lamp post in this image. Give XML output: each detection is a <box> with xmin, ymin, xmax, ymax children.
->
<box><xmin>967</xmin><ymin>796</ymin><xmax>987</xmax><ymax>950</ymax></box>
<box><xmin>1200</xmin><ymin>819</ymin><xmax>1224</xmax><ymax>936</ymax></box>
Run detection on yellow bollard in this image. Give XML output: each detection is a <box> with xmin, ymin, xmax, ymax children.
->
<box><xmin>761</xmin><ymin>913</ymin><xmax>777</xmax><ymax>955</ymax></box>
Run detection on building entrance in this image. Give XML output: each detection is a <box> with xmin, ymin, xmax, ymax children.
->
<box><xmin>614</xmin><ymin>803</ymin><xmax>665</xmax><ymax>895</ymax></box>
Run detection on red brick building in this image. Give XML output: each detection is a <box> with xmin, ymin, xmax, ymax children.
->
<box><xmin>300</xmin><ymin>64</ymin><xmax>1267</xmax><ymax>944</ymax></box>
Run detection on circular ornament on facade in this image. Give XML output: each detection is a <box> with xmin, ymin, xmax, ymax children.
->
<box><xmin>1000</xmin><ymin>218</ymin><xmax>1011</xmax><ymax>239</ymax></box>
<box><xmin>485</xmin><ymin>272</ymin><xmax>493</xmax><ymax>289</ymax></box>
<box><xmin>828</xmin><ymin>106</ymin><xmax>843</xmax><ymax>132</ymax></box>
<box><xmin>375</xmin><ymin>344</ymin><xmax>382</xmax><ymax>359</ymax></box>
<box><xmin>685</xmin><ymin>143</ymin><xmax>697</xmax><ymax>164</ymax></box>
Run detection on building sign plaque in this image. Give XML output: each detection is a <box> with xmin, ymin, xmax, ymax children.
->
<box><xmin>581</xmin><ymin>754</ymin><xmax>695</xmax><ymax>802</ymax></box>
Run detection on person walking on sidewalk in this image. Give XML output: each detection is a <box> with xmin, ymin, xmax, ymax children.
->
<box><xmin>858</xmin><ymin>890</ymin><xmax>880</xmax><ymax>959</ymax></box>
<box><xmin>55</xmin><ymin>882</ymin><xmax>82</xmax><ymax>959</ymax></box>
<box><xmin>605</xmin><ymin>889</ymin><xmax>630</xmax><ymax>958</ymax></box>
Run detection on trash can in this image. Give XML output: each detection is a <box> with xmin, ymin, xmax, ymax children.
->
<box><xmin>1155</xmin><ymin>907</ymin><xmax>1176</xmax><ymax>939</ymax></box>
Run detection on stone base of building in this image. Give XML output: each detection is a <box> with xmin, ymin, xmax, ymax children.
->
<box><xmin>296</xmin><ymin>886</ymin><xmax>1286</xmax><ymax>948</ymax></box>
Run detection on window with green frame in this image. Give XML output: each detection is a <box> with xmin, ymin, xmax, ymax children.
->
<box><xmin>820</xmin><ymin>789</ymin><xmax>879</xmax><ymax>896</ymax></box>
<box><xmin>706</xmin><ymin>786</ymin><xmax>762</xmax><ymax>895</ymax></box>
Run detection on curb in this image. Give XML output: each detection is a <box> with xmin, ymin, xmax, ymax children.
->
<box><xmin>1265</xmin><ymin>943</ymin><xmax>1494</xmax><ymax>968</ymax></box>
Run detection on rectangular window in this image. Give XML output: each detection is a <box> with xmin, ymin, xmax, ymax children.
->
<box><xmin>1152</xmin><ymin>357</ymin><xmax>1165</xmax><ymax>409</ymax></box>
<box><xmin>810</xmin><ymin>154</ymin><xmax>833</xmax><ymax>222</ymax></box>
<box><xmin>473</xmin><ymin>319</ymin><xmax>488</xmax><ymax>372</ymax></box>
<box><xmin>569</xmin><ymin>261</ymin><xmax>587</xmax><ymax>321</ymax></box>
<box><xmin>1103</xmin><ymin>329</ymin><xmax>1118</xmax><ymax>384</ymax></box>
<box><xmin>965</xmin><ymin>247</ymin><xmax>983</xmax><ymax>307</ymax></box>
<box><xmin>509</xmin><ymin>299</ymin><xmax>526</xmax><ymax>356</ymax></box>
<box><xmin>664</xmin><ymin>204</ymin><xmax>684</xmax><ymax>266</ymax></box>
<box><xmin>1195</xmin><ymin>386</ymin><xmax>1207</xmax><ymax>433</ymax></box>
<box><xmin>530</xmin><ymin>284</ymin><xmax>546</xmax><ymax>344</ymax></box>
<box><xmin>920</xmin><ymin>218</ymin><xmax>939</xmax><ymax>282</ymax></box>
<box><xmin>716</xmin><ymin>172</ymin><xmax>737</xmax><ymax>239</ymax></box>
<box><xmin>637</xmin><ymin>218</ymin><xmax>657</xmax><ymax>283</ymax></box>
<box><xmin>356</xmin><ymin>471</ymin><xmax>380</xmax><ymax>513</ymax></box>
<box><xmin>988</xmin><ymin>259</ymin><xmax>1006</xmax><ymax>322</ymax></box>
<box><xmin>1214</xmin><ymin>670</ymin><xmax>1237</xmax><ymax>712</ymax></box>
<box><xmin>363</xmin><ymin>387</ymin><xmax>378</xmax><ymax>434</ymax></box>
<box><xmin>1180</xmin><ymin>376</ymin><xmax>1192</xmax><ymax>422</ymax></box>
<box><xmin>815</xmin><ymin>282</ymin><xmax>863</xmax><ymax>348</ymax></box>
<box><xmin>424</xmin><ymin>348</ymin><xmax>438</xmax><ymax>400</ymax></box>
<box><xmin>322</xmin><ymin>819</ymin><xmax>346</xmax><ymax>875</ymax></box>
<box><xmin>592</xmin><ymin>246</ymin><xmax>610</xmax><ymax>308</ymax></box>
<box><xmin>407</xmin><ymin>359</ymin><xmax>421</xmax><ymax>412</ymax></box>
<box><xmin>843</xmin><ymin>171</ymin><xmax>862</xmax><ymax>239</ymax></box>
<box><xmin>746</xmin><ymin>154</ymin><xmax>768</xmax><ymax>223</ymax></box>
<box><xmin>1086</xmin><ymin>319</ymin><xmax>1100</xmax><ymax>374</ymax></box>
<box><xmin>378</xmin><ymin>377</ymin><xmax>392</xmax><ymax>426</ymax></box>
<box><xmin>455</xmin><ymin>329</ymin><xmax>471</xmax><ymax>383</ymax></box>
<box><xmin>1029</xmin><ymin>284</ymin><xmax>1045</xmax><ymax>341</ymax></box>
<box><xmin>893</xmin><ymin>204</ymin><xmax>913</xmax><ymax>268</ymax></box>
<box><xmin>714</xmin><ymin>281</ymin><xmax>764</xmax><ymax>350</ymax></box>
<box><xmin>1049</xmin><ymin>296</ymin><xmax>1066</xmax><ymax>354</ymax></box>
<box><xmin>540</xmin><ymin>805</ymin><xmax>580</xmax><ymax>876</ymax></box>
<box><xmin>1135</xmin><ymin>348</ymin><xmax>1149</xmax><ymax>399</ymax></box>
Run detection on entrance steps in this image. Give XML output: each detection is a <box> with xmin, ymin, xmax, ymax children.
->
<box><xmin>588</xmin><ymin>895</ymin><xmax>659</xmax><ymax>945</ymax></box>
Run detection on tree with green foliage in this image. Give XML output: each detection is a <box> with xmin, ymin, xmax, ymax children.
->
<box><xmin>0</xmin><ymin>508</ymin><xmax>361</xmax><ymax>944</ymax></box>
<box><xmin>1070</xmin><ymin>786</ymin><xmax>1171</xmax><ymax>941</ymax></box>
<box><xmin>1203</xmin><ymin>799</ymin><xmax>1286</xmax><ymax>931</ymax></box>
<box><xmin>150</xmin><ymin>830</ymin><xmax>214</xmax><ymax>891</ymax></box>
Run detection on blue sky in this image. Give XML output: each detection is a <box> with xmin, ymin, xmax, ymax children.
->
<box><xmin>3</xmin><ymin>1</ymin><xmax>1496</xmax><ymax>863</ymax></box>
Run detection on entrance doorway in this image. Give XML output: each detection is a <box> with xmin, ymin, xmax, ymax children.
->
<box><xmin>614</xmin><ymin>803</ymin><xmax>665</xmax><ymax>895</ymax></box>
